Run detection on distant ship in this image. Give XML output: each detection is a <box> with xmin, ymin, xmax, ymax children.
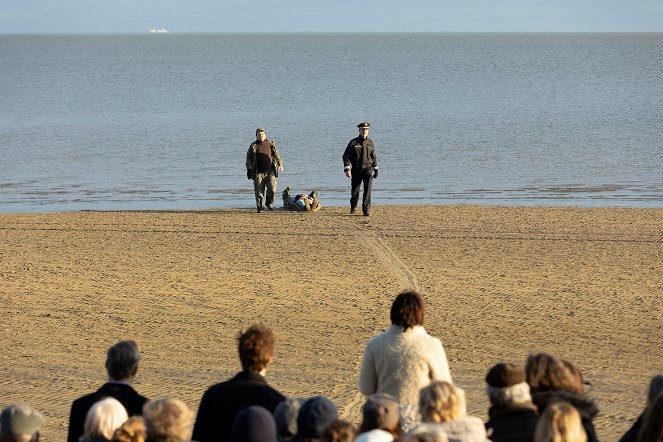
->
<box><xmin>149</xmin><ymin>28</ymin><xmax>171</xmax><ymax>33</ymax></box>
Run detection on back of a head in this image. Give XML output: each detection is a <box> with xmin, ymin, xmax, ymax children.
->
<box><xmin>485</xmin><ymin>362</ymin><xmax>534</xmax><ymax>408</ymax></box>
<box><xmin>230</xmin><ymin>405</ymin><xmax>277</xmax><ymax>442</ymax></box>
<box><xmin>0</xmin><ymin>404</ymin><xmax>46</xmax><ymax>442</ymax></box>
<box><xmin>238</xmin><ymin>325</ymin><xmax>275</xmax><ymax>372</ymax></box>
<box><xmin>106</xmin><ymin>340</ymin><xmax>141</xmax><ymax>381</ymax></box>
<box><xmin>321</xmin><ymin>420</ymin><xmax>357</xmax><ymax>442</ymax></box>
<box><xmin>112</xmin><ymin>416</ymin><xmax>146</xmax><ymax>442</ymax></box>
<box><xmin>274</xmin><ymin>398</ymin><xmax>305</xmax><ymax>441</ymax></box>
<box><xmin>635</xmin><ymin>392</ymin><xmax>663</xmax><ymax>442</ymax></box>
<box><xmin>390</xmin><ymin>290</ymin><xmax>425</xmax><ymax>331</ymax></box>
<box><xmin>419</xmin><ymin>381</ymin><xmax>466</xmax><ymax>423</ymax></box>
<box><xmin>534</xmin><ymin>402</ymin><xmax>587</xmax><ymax>442</ymax></box>
<box><xmin>296</xmin><ymin>396</ymin><xmax>339</xmax><ymax>440</ymax></box>
<box><xmin>84</xmin><ymin>397</ymin><xmax>129</xmax><ymax>440</ymax></box>
<box><xmin>360</xmin><ymin>394</ymin><xmax>400</xmax><ymax>436</ymax></box>
<box><xmin>401</xmin><ymin>424</ymin><xmax>449</xmax><ymax>442</ymax></box>
<box><xmin>526</xmin><ymin>353</ymin><xmax>583</xmax><ymax>395</ymax></box>
<box><xmin>143</xmin><ymin>398</ymin><xmax>192</xmax><ymax>442</ymax></box>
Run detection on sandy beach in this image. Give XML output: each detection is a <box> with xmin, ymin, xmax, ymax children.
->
<box><xmin>1</xmin><ymin>205</ymin><xmax>661</xmax><ymax>441</ymax></box>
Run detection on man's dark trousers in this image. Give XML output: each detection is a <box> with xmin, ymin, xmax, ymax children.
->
<box><xmin>351</xmin><ymin>167</ymin><xmax>373</xmax><ymax>214</ymax></box>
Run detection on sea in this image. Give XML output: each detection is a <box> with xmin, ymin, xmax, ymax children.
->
<box><xmin>1</xmin><ymin>33</ymin><xmax>662</xmax><ymax>212</ymax></box>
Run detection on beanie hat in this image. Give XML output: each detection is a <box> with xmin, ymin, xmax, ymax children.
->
<box><xmin>274</xmin><ymin>398</ymin><xmax>305</xmax><ymax>440</ymax></box>
<box><xmin>229</xmin><ymin>405</ymin><xmax>277</xmax><ymax>442</ymax></box>
<box><xmin>361</xmin><ymin>394</ymin><xmax>400</xmax><ymax>432</ymax></box>
<box><xmin>486</xmin><ymin>363</ymin><xmax>525</xmax><ymax>388</ymax></box>
<box><xmin>296</xmin><ymin>396</ymin><xmax>338</xmax><ymax>439</ymax></box>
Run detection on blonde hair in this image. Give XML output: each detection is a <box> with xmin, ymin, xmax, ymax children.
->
<box><xmin>83</xmin><ymin>397</ymin><xmax>128</xmax><ymax>440</ymax></box>
<box><xmin>112</xmin><ymin>416</ymin><xmax>146</xmax><ymax>442</ymax></box>
<box><xmin>534</xmin><ymin>402</ymin><xmax>587</xmax><ymax>442</ymax></box>
<box><xmin>143</xmin><ymin>398</ymin><xmax>193</xmax><ymax>442</ymax></box>
<box><xmin>419</xmin><ymin>381</ymin><xmax>466</xmax><ymax>423</ymax></box>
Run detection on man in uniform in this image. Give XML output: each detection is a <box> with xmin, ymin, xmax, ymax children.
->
<box><xmin>342</xmin><ymin>122</ymin><xmax>378</xmax><ymax>216</ymax></box>
<box><xmin>246</xmin><ymin>128</ymin><xmax>283</xmax><ymax>212</ymax></box>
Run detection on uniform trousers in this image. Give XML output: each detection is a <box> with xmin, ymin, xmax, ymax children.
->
<box><xmin>350</xmin><ymin>168</ymin><xmax>373</xmax><ymax>213</ymax></box>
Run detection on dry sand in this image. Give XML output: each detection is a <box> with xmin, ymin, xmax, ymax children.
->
<box><xmin>1</xmin><ymin>205</ymin><xmax>661</xmax><ymax>441</ymax></box>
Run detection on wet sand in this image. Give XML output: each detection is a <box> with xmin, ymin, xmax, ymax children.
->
<box><xmin>1</xmin><ymin>205</ymin><xmax>661</xmax><ymax>441</ymax></box>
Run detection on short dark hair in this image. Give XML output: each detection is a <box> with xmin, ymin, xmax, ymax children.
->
<box><xmin>238</xmin><ymin>325</ymin><xmax>275</xmax><ymax>372</ymax></box>
<box><xmin>390</xmin><ymin>290</ymin><xmax>425</xmax><ymax>330</ymax></box>
<box><xmin>106</xmin><ymin>340</ymin><xmax>140</xmax><ymax>381</ymax></box>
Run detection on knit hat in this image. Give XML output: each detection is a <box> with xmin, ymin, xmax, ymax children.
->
<box><xmin>274</xmin><ymin>398</ymin><xmax>305</xmax><ymax>440</ymax></box>
<box><xmin>0</xmin><ymin>404</ymin><xmax>45</xmax><ymax>436</ymax></box>
<box><xmin>296</xmin><ymin>396</ymin><xmax>338</xmax><ymax>439</ymax></box>
<box><xmin>486</xmin><ymin>363</ymin><xmax>525</xmax><ymax>388</ymax></box>
<box><xmin>229</xmin><ymin>405</ymin><xmax>277</xmax><ymax>442</ymax></box>
<box><xmin>361</xmin><ymin>394</ymin><xmax>400</xmax><ymax>432</ymax></box>
<box><xmin>356</xmin><ymin>429</ymin><xmax>394</xmax><ymax>442</ymax></box>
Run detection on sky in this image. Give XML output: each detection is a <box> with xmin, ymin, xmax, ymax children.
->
<box><xmin>1</xmin><ymin>0</ymin><xmax>663</xmax><ymax>33</ymax></box>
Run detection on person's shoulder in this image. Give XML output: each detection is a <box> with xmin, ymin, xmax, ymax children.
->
<box><xmin>365</xmin><ymin>326</ymin><xmax>397</xmax><ymax>346</ymax></box>
<box><xmin>204</xmin><ymin>376</ymin><xmax>236</xmax><ymax>393</ymax></box>
<box><xmin>71</xmin><ymin>389</ymin><xmax>100</xmax><ymax>409</ymax></box>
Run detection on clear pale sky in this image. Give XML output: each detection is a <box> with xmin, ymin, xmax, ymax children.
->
<box><xmin>1</xmin><ymin>0</ymin><xmax>662</xmax><ymax>33</ymax></box>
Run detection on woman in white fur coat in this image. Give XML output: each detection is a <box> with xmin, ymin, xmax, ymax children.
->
<box><xmin>358</xmin><ymin>290</ymin><xmax>452</xmax><ymax>431</ymax></box>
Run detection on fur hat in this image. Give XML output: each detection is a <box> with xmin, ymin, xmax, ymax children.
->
<box><xmin>486</xmin><ymin>363</ymin><xmax>525</xmax><ymax>388</ymax></box>
<box><xmin>356</xmin><ymin>428</ymin><xmax>394</xmax><ymax>442</ymax></box>
<box><xmin>0</xmin><ymin>404</ymin><xmax>45</xmax><ymax>436</ymax></box>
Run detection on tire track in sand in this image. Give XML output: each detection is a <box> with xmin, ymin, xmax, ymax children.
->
<box><xmin>338</xmin><ymin>221</ymin><xmax>423</xmax><ymax>422</ymax></box>
<box><xmin>351</xmin><ymin>222</ymin><xmax>423</xmax><ymax>292</ymax></box>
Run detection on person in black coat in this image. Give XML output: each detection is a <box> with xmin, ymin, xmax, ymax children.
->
<box><xmin>526</xmin><ymin>353</ymin><xmax>599</xmax><ymax>442</ymax></box>
<box><xmin>192</xmin><ymin>325</ymin><xmax>286</xmax><ymax>442</ymax></box>
<box><xmin>67</xmin><ymin>340</ymin><xmax>148</xmax><ymax>442</ymax></box>
<box><xmin>619</xmin><ymin>375</ymin><xmax>663</xmax><ymax>442</ymax></box>
<box><xmin>342</xmin><ymin>122</ymin><xmax>378</xmax><ymax>217</ymax></box>
<box><xmin>484</xmin><ymin>363</ymin><xmax>539</xmax><ymax>442</ymax></box>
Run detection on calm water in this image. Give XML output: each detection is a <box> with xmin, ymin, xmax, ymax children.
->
<box><xmin>1</xmin><ymin>33</ymin><xmax>662</xmax><ymax>212</ymax></box>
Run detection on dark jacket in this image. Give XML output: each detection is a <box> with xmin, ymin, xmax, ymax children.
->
<box><xmin>67</xmin><ymin>382</ymin><xmax>148</xmax><ymax>442</ymax></box>
<box><xmin>485</xmin><ymin>405</ymin><xmax>539</xmax><ymax>442</ymax></box>
<box><xmin>618</xmin><ymin>412</ymin><xmax>644</xmax><ymax>442</ymax></box>
<box><xmin>343</xmin><ymin>136</ymin><xmax>377</xmax><ymax>171</ymax></box>
<box><xmin>192</xmin><ymin>371</ymin><xmax>286</xmax><ymax>442</ymax></box>
<box><xmin>531</xmin><ymin>390</ymin><xmax>600</xmax><ymax>442</ymax></box>
<box><xmin>246</xmin><ymin>139</ymin><xmax>282</xmax><ymax>178</ymax></box>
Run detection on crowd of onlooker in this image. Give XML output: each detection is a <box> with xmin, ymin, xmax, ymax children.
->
<box><xmin>2</xmin><ymin>290</ymin><xmax>662</xmax><ymax>442</ymax></box>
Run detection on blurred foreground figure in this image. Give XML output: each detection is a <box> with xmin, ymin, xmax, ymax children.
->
<box><xmin>0</xmin><ymin>404</ymin><xmax>45</xmax><ymax>442</ymax></box>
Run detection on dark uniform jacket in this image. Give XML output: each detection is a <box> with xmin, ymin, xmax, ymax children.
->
<box><xmin>343</xmin><ymin>136</ymin><xmax>377</xmax><ymax>171</ymax></box>
<box><xmin>67</xmin><ymin>382</ymin><xmax>148</xmax><ymax>442</ymax></box>
<box><xmin>192</xmin><ymin>371</ymin><xmax>286</xmax><ymax>442</ymax></box>
<box><xmin>485</xmin><ymin>405</ymin><xmax>539</xmax><ymax>442</ymax></box>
